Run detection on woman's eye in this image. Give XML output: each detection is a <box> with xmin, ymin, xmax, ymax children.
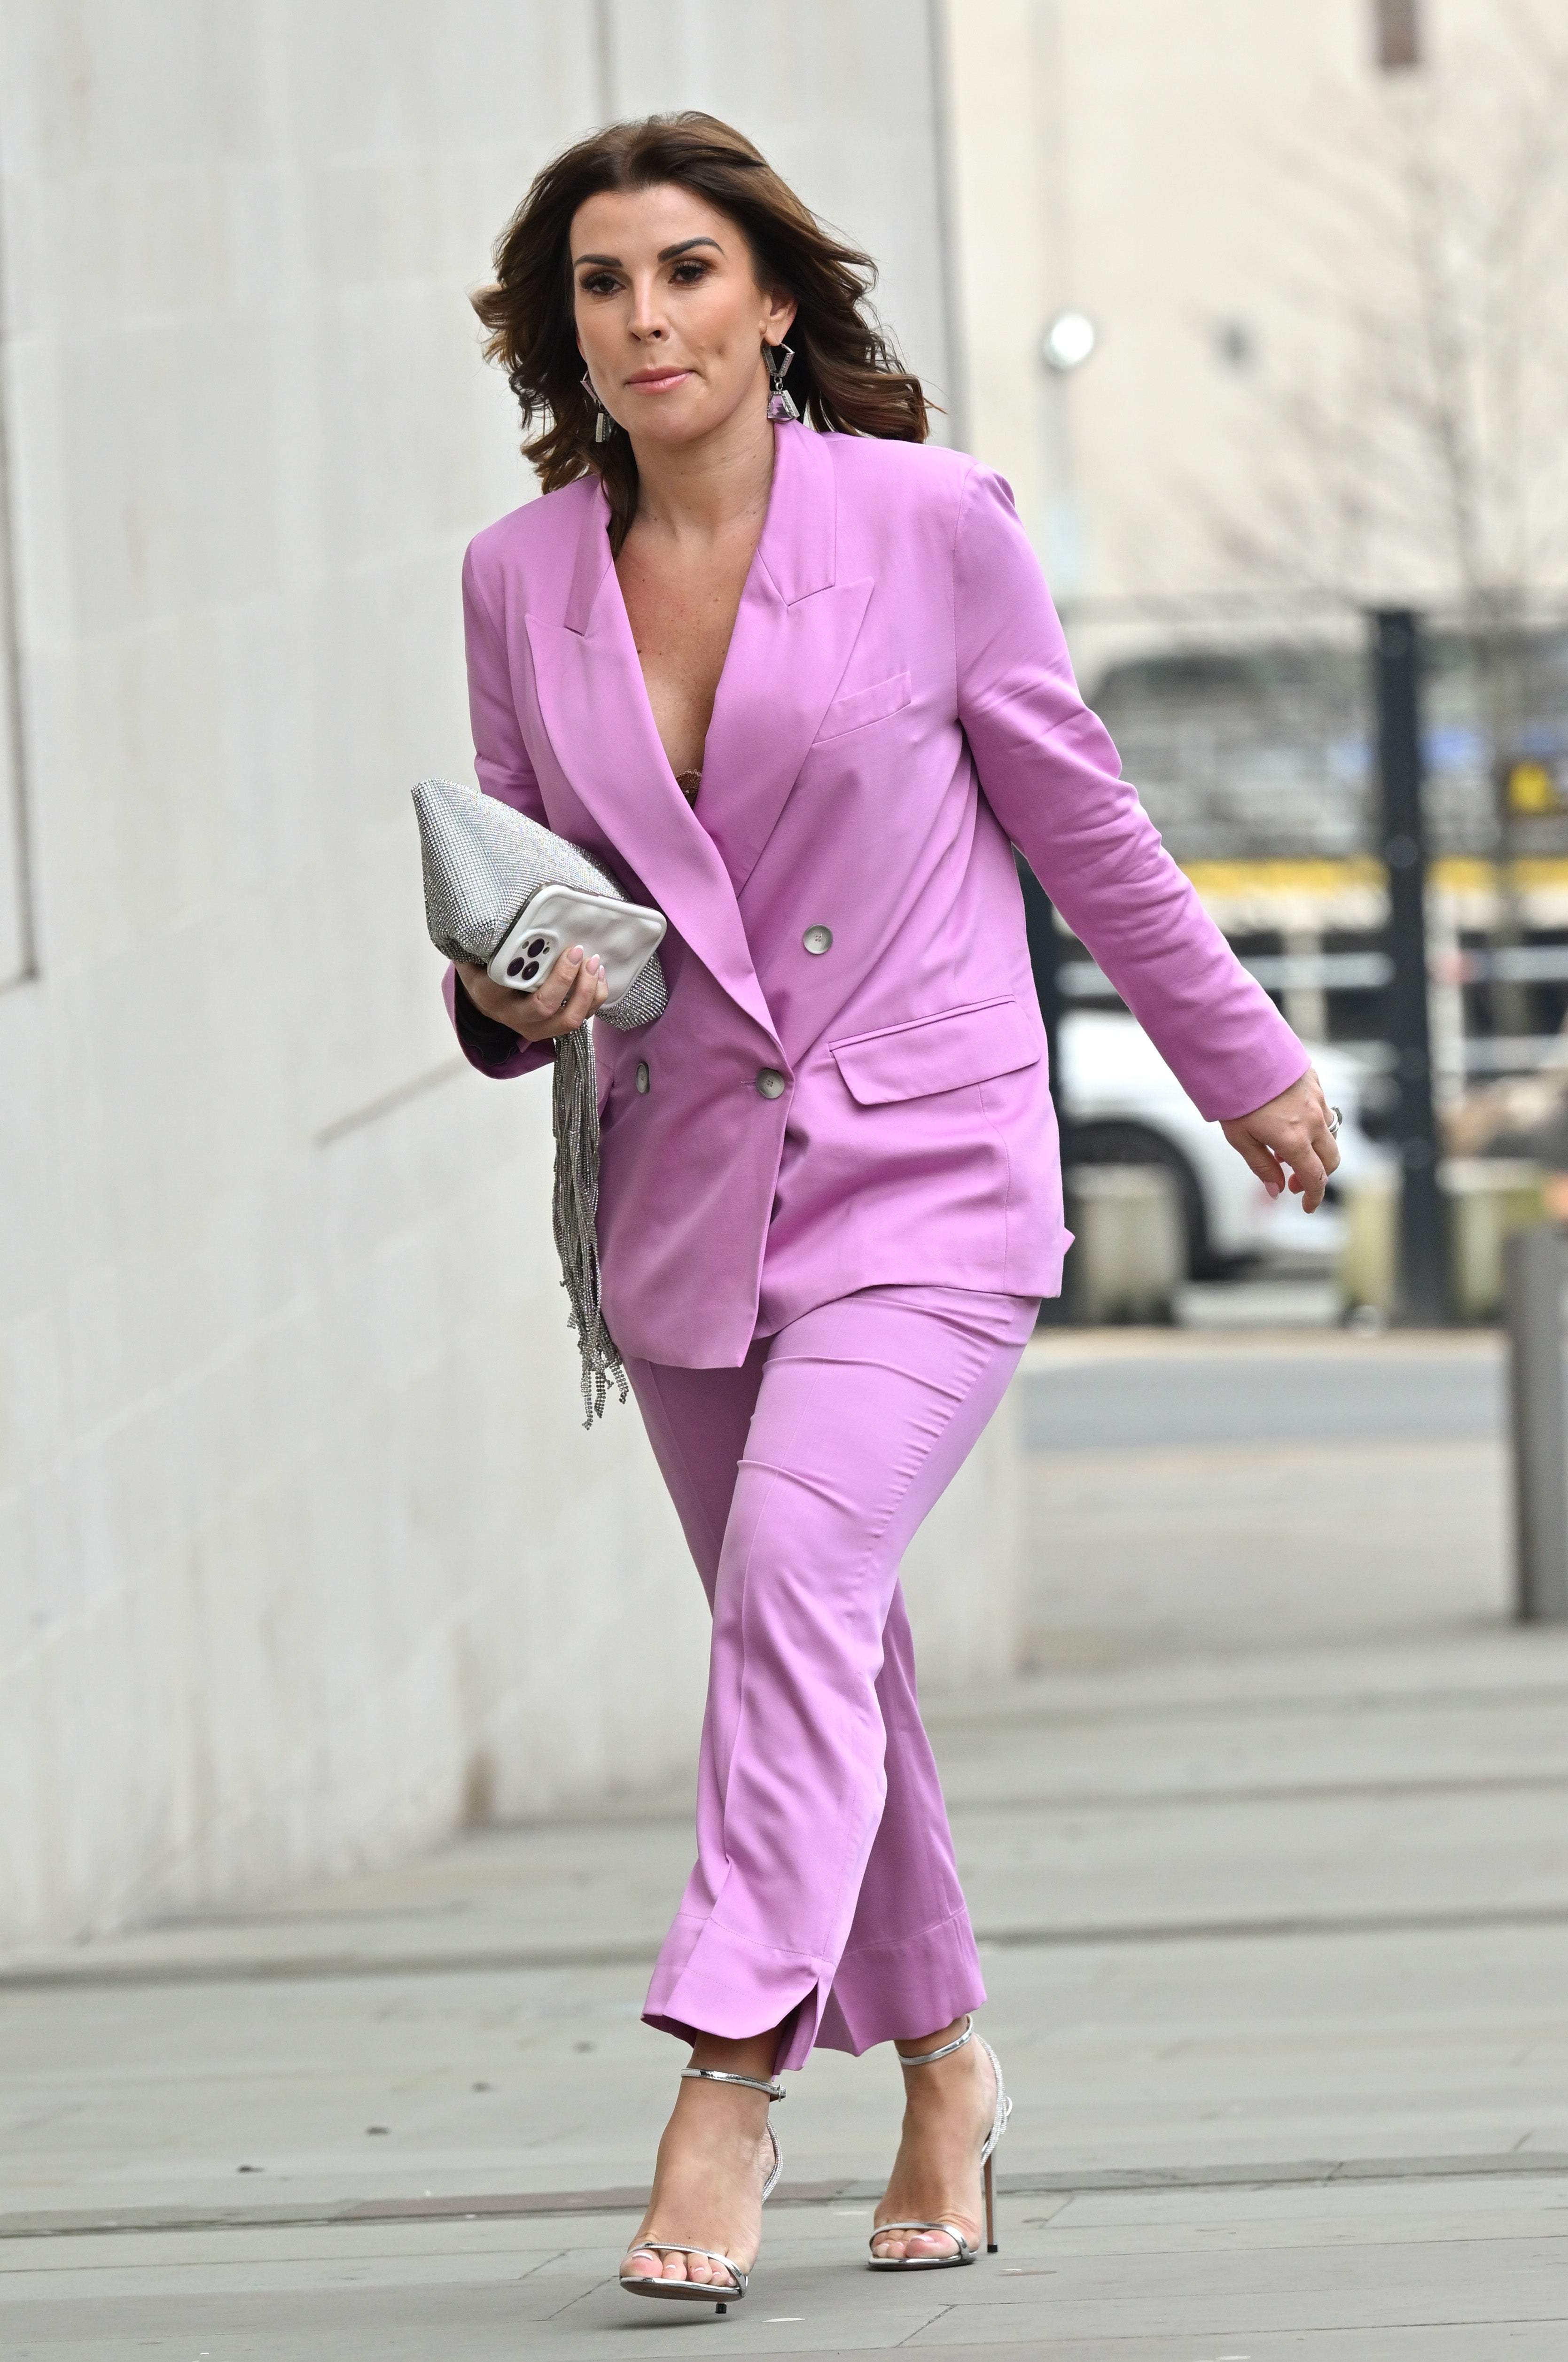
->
<box><xmin>670</xmin><ymin>261</ymin><xmax>708</xmax><ymax>286</ymax></box>
<box><xmin>578</xmin><ymin>273</ymin><xmax>619</xmax><ymax>297</ymax></box>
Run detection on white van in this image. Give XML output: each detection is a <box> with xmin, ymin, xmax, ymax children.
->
<box><xmin>1058</xmin><ymin>1009</ymin><xmax>1389</xmax><ymax>1278</ymax></box>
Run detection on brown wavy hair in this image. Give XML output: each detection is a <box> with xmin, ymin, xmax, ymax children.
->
<box><xmin>471</xmin><ymin>112</ymin><xmax>929</xmax><ymax>551</ymax></box>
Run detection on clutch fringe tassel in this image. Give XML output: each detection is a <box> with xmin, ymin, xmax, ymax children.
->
<box><xmin>552</xmin><ymin>1028</ymin><xmax>630</xmax><ymax>1427</ymax></box>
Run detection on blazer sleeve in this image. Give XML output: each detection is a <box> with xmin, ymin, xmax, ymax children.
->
<box><xmin>442</xmin><ymin>537</ymin><xmax>554</xmax><ymax>1082</ymax></box>
<box><xmin>954</xmin><ymin>465</ymin><xmax>1308</xmax><ymax>1123</ymax></box>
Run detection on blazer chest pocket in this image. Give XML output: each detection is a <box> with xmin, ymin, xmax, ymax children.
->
<box><xmin>830</xmin><ymin>996</ymin><xmax>1042</xmax><ymax>1106</ymax></box>
<box><xmin>814</xmin><ymin>670</ymin><xmax>912</xmax><ymax>741</ymax></box>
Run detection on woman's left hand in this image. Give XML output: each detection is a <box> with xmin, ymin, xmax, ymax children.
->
<box><xmin>1221</xmin><ymin>1068</ymin><xmax>1341</xmax><ymax>1212</ymax></box>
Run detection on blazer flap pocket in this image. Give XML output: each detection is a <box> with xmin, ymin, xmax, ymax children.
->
<box><xmin>815</xmin><ymin>670</ymin><xmax>912</xmax><ymax>741</ymax></box>
<box><xmin>830</xmin><ymin>996</ymin><xmax>1042</xmax><ymax>1107</ymax></box>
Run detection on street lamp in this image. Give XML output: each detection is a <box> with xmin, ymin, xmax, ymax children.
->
<box><xmin>1043</xmin><ymin>311</ymin><xmax>1097</xmax><ymax>372</ymax></box>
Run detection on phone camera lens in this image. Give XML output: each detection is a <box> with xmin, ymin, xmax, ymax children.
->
<box><xmin>521</xmin><ymin>960</ymin><xmax>540</xmax><ymax>981</ymax></box>
<box><xmin>526</xmin><ymin>937</ymin><xmax>547</xmax><ymax>958</ymax></box>
<box><xmin>506</xmin><ymin>957</ymin><xmax>525</xmax><ymax>978</ymax></box>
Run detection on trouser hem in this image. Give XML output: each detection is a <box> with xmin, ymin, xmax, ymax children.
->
<box><xmin>644</xmin><ymin>1914</ymin><xmax>828</xmax><ymax>2069</ymax></box>
<box><xmin>642</xmin><ymin>1903</ymin><xmax>987</xmax><ymax>2070</ymax></box>
<box><xmin>815</xmin><ymin>1904</ymin><xmax>986</xmax><ymax>2058</ymax></box>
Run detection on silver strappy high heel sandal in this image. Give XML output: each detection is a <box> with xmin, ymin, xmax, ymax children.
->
<box><xmin>619</xmin><ymin>2066</ymin><xmax>785</xmax><ymax>2314</ymax></box>
<box><xmin>868</xmin><ymin>2014</ymin><xmax>1012</xmax><ymax>2269</ymax></box>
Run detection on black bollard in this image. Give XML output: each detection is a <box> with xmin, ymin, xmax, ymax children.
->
<box><xmin>1372</xmin><ymin>609</ymin><xmax>1450</xmax><ymax>1324</ymax></box>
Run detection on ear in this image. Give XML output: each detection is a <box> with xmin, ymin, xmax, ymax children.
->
<box><xmin>763</xmin><ymin>284</ymin><xmax>798</xmax><ymax>345</ymax></box>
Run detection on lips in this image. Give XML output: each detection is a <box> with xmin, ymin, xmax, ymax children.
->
<box><xmin>624</xmin><ymin>368</ymin><xmax>691</xmax><ymax>391</ymax></box>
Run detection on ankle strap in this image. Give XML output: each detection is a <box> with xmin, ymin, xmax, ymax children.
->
<box><xmin>895</xmin><ymin>2014</ymin><xmax>974</xmax><ymax>2069</ymax></box>
<box><xmin>681</xmin><ymin>2066</ymin><xmax>786</xmax><ymax>2101</ymax></box>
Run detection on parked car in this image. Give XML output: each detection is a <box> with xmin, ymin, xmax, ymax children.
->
<box><xmin>1057</xmin><ymin>1010</ymin><xmax>1388</xmax><ymax>1278</ymax></box>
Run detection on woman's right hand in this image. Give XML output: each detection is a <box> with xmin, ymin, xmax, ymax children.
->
<box><xmin>456</xmin><ymin>945</ymin><xmax>609</xmax><ymax>1041</ymax></box>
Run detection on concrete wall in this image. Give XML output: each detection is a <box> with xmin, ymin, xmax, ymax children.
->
<box><xmin>0</xmin><ymin>140</ymin><xmax>26</xmax><ymax>989</ymax></box>
<box><xmin>0</xmin><ymin>0</ymin><xmax>1011</xmax><ymax>1957</ymax></box>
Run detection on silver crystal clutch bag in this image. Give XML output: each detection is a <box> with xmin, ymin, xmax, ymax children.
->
<box><xmin>412</xmin><ymin>777</ymin><xmax>668</xmax><ymax>1424</ymax></box>
<box><xmin>413</xmin><ymin>775</ymin><xmax>667</xmax><ymax>1024</ymax></box>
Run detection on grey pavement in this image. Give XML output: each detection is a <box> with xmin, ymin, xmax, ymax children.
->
<box><xmin>4</xmin><ymin>1330</ymin><xmax>1568</xmax><ymax>2355</ymax></box>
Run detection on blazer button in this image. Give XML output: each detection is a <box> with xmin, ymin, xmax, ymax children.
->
<box><xmin>803</xmin><ymin>924</ymin><xmax>833</xmax><ymax>955</ymax></box>
<box><xmin>755</xmin><ymin>1067</ymin><xmax>787</xmax><ymax>1099</ymax></box>
<box><xmin>635</xmin><ymin>1060</ymin><xmax>650</xmax><ymax>1094</ymax></box>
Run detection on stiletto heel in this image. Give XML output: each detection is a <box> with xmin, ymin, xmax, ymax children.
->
<box><xmin>868</xmin><ymin>2014</ymin><xmax>1012</xmax><ymax>2270</ymax></box>
<box><xmin>620</xmin><ymin>2066</ymin><xmax>785</xmax><ymax>2312</ymax></box>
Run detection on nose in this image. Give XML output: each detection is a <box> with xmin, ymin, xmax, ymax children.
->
<box><xmin>627</xmin><ymin>273</ymin><xmax>667</xmax><ymax>343</ymax></box>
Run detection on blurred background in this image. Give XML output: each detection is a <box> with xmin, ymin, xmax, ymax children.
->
<box><xmin>3</xmin><ymin>0</ymin><xmax>1566</xmax><ymax>1958</ymax></box>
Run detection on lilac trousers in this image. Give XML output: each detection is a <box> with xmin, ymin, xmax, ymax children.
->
<box><xmin>625</xmin><ymin>1282</ymin><xmax>1037</xmax><ymax>2074</ymax></box>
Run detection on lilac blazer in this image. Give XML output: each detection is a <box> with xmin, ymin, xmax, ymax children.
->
<box><xmin>445</xmin><ymin>420</ymin><xmax>1306</xmax><ymax>1369</ymax></box>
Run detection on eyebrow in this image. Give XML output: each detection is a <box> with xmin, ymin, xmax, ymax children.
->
<box><xmin>572</xmin><ymin>236</ymin><xmax>725</xmax><ymax>267</ymax></box>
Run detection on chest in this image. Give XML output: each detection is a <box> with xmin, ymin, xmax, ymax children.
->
<box><xmin>614</xmin><ymin>530</ymin><xmax>759</xmax><ymax>783</ymax></box>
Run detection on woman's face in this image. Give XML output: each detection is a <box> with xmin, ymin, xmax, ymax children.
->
<box><xmin>570</xmin><ymin>182</ymin><xmax>796</xmax><ymax>452</ymax></box>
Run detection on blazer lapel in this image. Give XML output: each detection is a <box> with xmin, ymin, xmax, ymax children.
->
<box><xmin>699</xmin><ymin>423</ymin><xmax>871</xmax><ymax>896</ymax></box>
<box><xmin>525</xmin><ymin>485</ymin><xmax>776</xmax><ymax>1041</ymax></box>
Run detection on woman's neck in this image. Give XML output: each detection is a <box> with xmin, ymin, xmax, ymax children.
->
<box><xmin>626</xmin><ymin>403</ymin><xmax>776</xmax><ymax>548</ymax></box>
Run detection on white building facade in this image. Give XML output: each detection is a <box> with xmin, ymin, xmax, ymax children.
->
<box><xmin>0</xmin><ymin>0</ymin><xmax>1019</xmax><ymax>1955</ymax></box>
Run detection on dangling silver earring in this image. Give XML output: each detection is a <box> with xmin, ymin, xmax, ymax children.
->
<box><xmin>764</xmin><ymin>342</ymin><xmax>800</xmax><ymax>423</ymax></box>
<box><xmin>582</xmin><ymin>369</ymin><xmax>616</xmax><ymax>443</ymax></box>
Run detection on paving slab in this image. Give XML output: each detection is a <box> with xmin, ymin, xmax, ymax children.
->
<box><xmin>3</xmin><ymin>1331</ymin><xmax>1566</xmax><ymax>2353</ymax></box>
<box><xmin>1016</xmin><ymin>1331</ymin><xmax>1507</xmax><ymax>1660</ymax></box>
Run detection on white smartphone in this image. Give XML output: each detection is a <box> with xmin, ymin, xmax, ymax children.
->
<box><xmin>486</xmin><ymin>883</ymin><xmax>666</xmax><ymax>1003</ymax></box>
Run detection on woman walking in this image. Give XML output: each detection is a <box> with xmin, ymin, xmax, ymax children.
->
<box><xmin>446</xmin><ymin>113</ymin><xmax>1336</xmax><ymax>2309</ymax></box>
